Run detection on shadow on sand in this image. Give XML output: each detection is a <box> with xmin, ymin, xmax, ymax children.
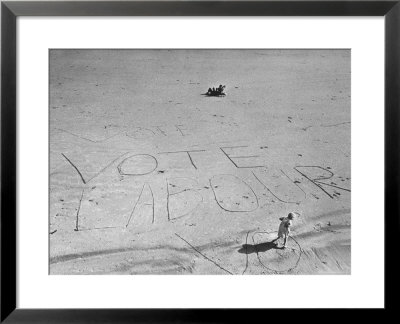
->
<box><xmin>201</xmin><ymin>93</ymin><xmax>226</xmax><ymax>97</ymax></box>
<box><xmin>238</xmin><ymin>240</ymin><xmax>284</xmax><ymax>254</ymax></box>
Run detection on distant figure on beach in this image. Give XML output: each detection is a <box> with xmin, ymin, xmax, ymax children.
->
<box><xmin>205</xmin><ymin>85</ymin><xmax>226</xmax><ymax>96</ymax></box>
<box><xmin>272</xmin><ymin>212</ymin><xmax>295</xmax><ymax>248</ymax></box>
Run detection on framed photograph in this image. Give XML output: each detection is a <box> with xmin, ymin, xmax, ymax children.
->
<box><xmin>1</xmin><ymin>0</ymin><xmax>398</xmax><ymax>321</ymax></box>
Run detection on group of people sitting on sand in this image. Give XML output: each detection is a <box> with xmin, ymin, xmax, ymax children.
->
<box><xmin>206</xmin><ymin>85</ymin><xmax>226</xmax><ymax>96</ymax></box>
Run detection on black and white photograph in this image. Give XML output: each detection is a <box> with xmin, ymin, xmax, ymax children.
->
<box><xmin>49</xmin><ymin>49</ymin><xmax>351</xmax><ymax>275</ymax></box>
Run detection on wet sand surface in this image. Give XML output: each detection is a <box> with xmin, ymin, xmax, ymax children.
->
<box><xmin>50</xmin><ymin>50</ymin><xmax>351</xmax><ymax>274</ymax></box>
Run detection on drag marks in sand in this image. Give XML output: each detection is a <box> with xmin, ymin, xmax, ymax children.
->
<box><xmin>125</xmin><ymin>183</ymin><xmax>155</xmax><ymax>227</ymax></box>
<box><xmin>239</xmin><ymin>231</ymin><xmax>302</xmax><ymax>274</ymax></box>
<box><xmin>251</xmin><ymin>231</ymin><xmax>302</xmax><ymax>273</ymax></box>
<box><xmin>55</xmin><ymin>127</ymin><xmax>121</xmax><ymax>144</ymax></box>
<box><xmin>294</xmin><ymin>166</ymin><xmax>350</xmax><ymax>199</ymax></box>
<box><xmin>61</xmin><ymin>151</ymin><xmax>130</xmax><ymax>184</ymax></box>
<box><xmin>117</xmin><ymin>154</ymin><xmax>158</xmax><ymax>176</ymax></box>
<box><xmin>167</xmin><ymin>177</ymin><xmax>203</xmax><ymax>221</ymax></box>
<box><xmin>210</xmin><ymin>174</ymin><xmax>259</xmax><ymax>212</ymax></box>
<box><xmin>173</xmin><ymin>230</ymin><xmax>303</xmax><ymax>275</ymax></box>
<box><xmin>252</xmin><ymin>169</ymin><xmax>306</xmax><ymax>205</ymax></box>
<box><xmin>52</xmin><ymin>151</ymin><xmax>351</xmax><ymax>232</ymax></box>
<box><xmin>78</xmin><ymin>183</ymin><xmax>148</xmax><ymax>230</ymax></box>
<box><xmin>175</xmin><ymin>233</ymin><xmax>234</xmax><ymax>275</ymax></box>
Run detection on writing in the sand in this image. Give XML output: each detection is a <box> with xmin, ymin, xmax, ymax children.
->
<box><xmin>59</xmin><ymin>145</ymin><xmax>350</xmax><ymax>231</ymax></box>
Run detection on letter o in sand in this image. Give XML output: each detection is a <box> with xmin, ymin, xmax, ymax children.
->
<box><xmin>252</xmin><ymin>231</ymin><xmax>302</xmax><ymax>273</ymax></box>
<box><xmin>117</xmin><ymin>154</ymin><xmax>158</xmax><ymax>176</ymax></box>
<box><xmin>210</xmin><ymin>174</ymin><xmax>259</xmax><ymax>212</ymax></box>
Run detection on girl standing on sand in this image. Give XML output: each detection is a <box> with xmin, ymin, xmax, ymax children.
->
<box><xmin>272</xmin><ymin>212</ymin><xmax>296</xmax><ymax>248</ymax></box>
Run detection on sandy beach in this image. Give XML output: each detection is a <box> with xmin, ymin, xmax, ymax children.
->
<box><xmin>49</xmin><ymin>49</ymin><xmax>351</xmax><ymax>275</ymax></box>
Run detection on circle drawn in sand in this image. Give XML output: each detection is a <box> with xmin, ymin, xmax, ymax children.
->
<box><xmin>252</xmin><ymin>231</ymin><xmax>302</xmax><ymax>273</ymax></box>
<box><xmin>117</xmin><ymin>154</ymin><xmax>158</xmax><ymax>176</ymax></box>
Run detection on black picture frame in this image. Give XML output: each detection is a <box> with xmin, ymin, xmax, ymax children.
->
<box><xmin>1</xmin><ymin>0</ymin><xmax>398</xmax><ymax>322</ymax></box>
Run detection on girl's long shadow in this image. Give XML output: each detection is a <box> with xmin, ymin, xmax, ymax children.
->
<box><xmin>238</xmin><ymin>240</ymin><xmax>284</xmax><ymax>254</ymax></box>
